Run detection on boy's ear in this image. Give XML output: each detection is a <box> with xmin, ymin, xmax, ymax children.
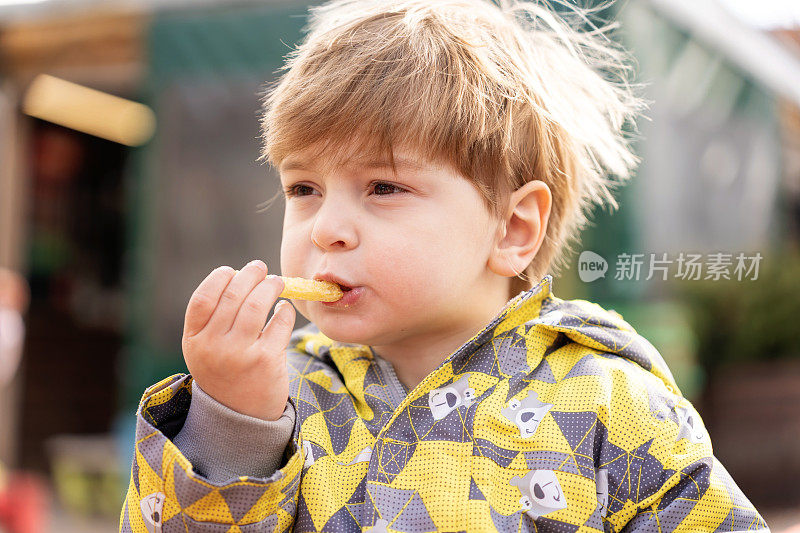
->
<box><xmin>488</xmin><ymin>180</ymin><xmax>552</xmax><ymax>278</ymax></box>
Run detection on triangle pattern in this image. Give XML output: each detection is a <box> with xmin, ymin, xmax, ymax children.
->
<box><xmin>184</xmin><ymin>490</ymin><xmax>234</xmax><ymax>523</ymax></box>
<box><xmin>532</xmin><ymin>359</ymin><xmax>557</xmax><ymax>384</ymax></box>
<box><xmin>294</xmin><ymin>491</ymin><xmax>318</xmax><ymax>532</ymax></box>
<box><xmin>172</xmin><ymin>462</ymin><xmax>214</xmax><ymax>510</ymax></box>
<box><xmin>393</xmin><ymin>493</ymin><xmax>436</xmax><ymax>532</ymax></box>
<box><xmin>322</xmin><ymin>506</ymin><xmax>362</xmax><ymax>532</ymax></box>
<box><xmin>562</xmin><ymin>353</ymin><xmax>605</xmax><ymax>380</ymax></box>
<box><xmin>469</xmin><ymin>478</ymin><xmax>485</xmax><ymax>501</ymax></box>
<box><xmin>137</xmin><ymin>436</ymin><xmax>164</xmax><ymax>479</ymax></box>
<box><xmin>220</xmin><ymin>483</ymin><xmax>271</xmax><ymax>523</ymax></box>
<box><xmin>367</xmin><ymin>483</ymin><xmax>415</xmax><ymax>524</ymax></box>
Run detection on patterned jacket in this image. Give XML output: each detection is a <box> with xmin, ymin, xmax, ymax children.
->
<box><xmin>120</xmin><ymin>274</ymin><xmax>769</xmax><ymax>532</ymax></box>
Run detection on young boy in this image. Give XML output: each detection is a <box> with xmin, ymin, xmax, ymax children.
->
<box><xmin>120</xmin><ymin>0</ymin><xmax>769</xmax><ymax>531</ymax></box>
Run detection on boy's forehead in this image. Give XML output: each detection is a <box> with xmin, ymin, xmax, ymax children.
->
<box><xmin>279</xmin><ymin>143</ymin><xmax>439</xmax><ymax>175</ymax></box>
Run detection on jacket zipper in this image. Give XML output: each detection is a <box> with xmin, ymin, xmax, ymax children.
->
<box><xmin>373</xmin><ymin>355</ymin><xmax>408</xmax><ymax>408</ymax></box>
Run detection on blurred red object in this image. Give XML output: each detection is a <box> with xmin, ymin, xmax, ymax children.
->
<box><xmin>0</xmin><ymin>471</ymin><xmax>49</xmax><ymax>533</ymax></box>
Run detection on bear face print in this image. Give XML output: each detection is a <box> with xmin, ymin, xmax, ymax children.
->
<box><xmin>675</xmin><ymin>405</ymin><xmax>705</xmax><ymax>443</ymax></box>
<box><xmin>428</xmin><ymin>375</ymin><xmax>475</xmax><ymax>420</ymax></box>
<box><xmin>501</xmin><ymin>390</ymin><xmax>553</xmax><ymax>438</ymax></box>
<box><xmin>510</xmin><ymin>469</ymin><xmax>568</xmax><ymax>519</ymax></box>
<box><xmin>140</xmin><ymin>492</ymin><xmax>165</xmax><ymax>533</ymax></box>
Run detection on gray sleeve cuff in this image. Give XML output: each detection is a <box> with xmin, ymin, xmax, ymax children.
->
<box><xmin>172</xmin><ymin>380</ymin><xmax>296</xmax><ymax>483</ymax></box>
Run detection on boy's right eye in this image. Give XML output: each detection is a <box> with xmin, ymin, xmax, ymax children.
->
<box><xmin>284</xmin><ymin>184</ymin><xmax>317</xmax><ymax>197</ymax></box>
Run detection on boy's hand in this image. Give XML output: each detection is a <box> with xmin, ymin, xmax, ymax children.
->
<box><xmin>182</xmin><ymin>260</ymin><xmax>295</xmax><ymax>421</ymax></box>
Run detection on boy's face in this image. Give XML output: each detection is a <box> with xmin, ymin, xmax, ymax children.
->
<box><xmin>279</xmin><ymin>143</ymin><xmax>509</xmax><ymax>347</ymax></box>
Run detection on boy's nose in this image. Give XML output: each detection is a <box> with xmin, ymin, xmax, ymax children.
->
<box><xmin>310</xmin><ymin>199</ymin><xmax>359</xmax><ymax>251</ymax></box>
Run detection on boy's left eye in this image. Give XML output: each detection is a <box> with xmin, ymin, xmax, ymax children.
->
<box><xmin>371</xmin><ymin>181</ymin><xmax>405</xmax><ymax>195</ymax></box>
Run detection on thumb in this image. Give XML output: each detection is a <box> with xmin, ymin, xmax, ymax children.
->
<box><xmin>258</xmin><ymin>300</ymin><xmax>295</xmax><ymax>349</ymax></box>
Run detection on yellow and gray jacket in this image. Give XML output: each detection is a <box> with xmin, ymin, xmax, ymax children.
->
<box><xmin>120</xmin><ymin>274</ymin><xmax>769</xmax><ymax>532</ymax></box>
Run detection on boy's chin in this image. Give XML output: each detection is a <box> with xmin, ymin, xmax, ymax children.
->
<box><xmin>311</xmin><ymin>317</ymin><xmax>386</xmax><ymax>346</ymax></box>
<box><xmin>316</xmin><ymin>324</ymin><xmax>376</xmax><ymax>346</ymax></box>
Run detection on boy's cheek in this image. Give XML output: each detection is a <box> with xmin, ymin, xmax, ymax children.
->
<box><xmin>291</xmin><ymin>300</ymin><xmax>311</xmax><ymax>323</ymax></box>
<box><xmin>279</xmin><ymin>235</ymin><xmax>303</xmax><ymax>276</ymax></box>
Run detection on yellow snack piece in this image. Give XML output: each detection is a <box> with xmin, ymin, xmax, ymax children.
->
<box><xmin>231</xmin><ymin>268</ymin><xmax>344</xmax><ymax>302</ymax></box>
<box><xmin>278</xmin><ymin>276</ymin><xmax>343</xmax><ymax>302</ymax></box>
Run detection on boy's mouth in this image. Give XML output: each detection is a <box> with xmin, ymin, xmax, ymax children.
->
<box><xmin>313</xmin><ymin>273</ymin><xmax>362</xmax><ymax>308</ymax></box>
<box><xmin>322</xmin><ymin>285</ymin><xmax>363</xmax><ymax>308</ymax></box>
<box><xmin>313</xmin><ymin>273</ymin><xmax>355</xmax><ymax>294</ymax></box>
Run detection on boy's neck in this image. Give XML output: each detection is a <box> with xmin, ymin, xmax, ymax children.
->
<box><xmin>370</xmin><ymin>292</ymin><xmax>513</xmax><ymax>391</ymax></box>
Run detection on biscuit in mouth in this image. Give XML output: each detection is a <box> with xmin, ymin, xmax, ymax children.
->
<box><xmin>278</xmin><ymin>276</ymin><xmax>344</xmax><ymax>302</ymax></box>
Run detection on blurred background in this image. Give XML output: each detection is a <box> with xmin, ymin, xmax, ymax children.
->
<box><xmin>0</xmin><ymin>0</ymin><xmax>797</xmax><ymax>531</ymax></box>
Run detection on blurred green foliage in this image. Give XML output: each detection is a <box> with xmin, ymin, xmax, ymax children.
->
<box><xmin>678</xmin><ymin>251</ymin><xmax>800</xmax><ymax>373</ymax></box>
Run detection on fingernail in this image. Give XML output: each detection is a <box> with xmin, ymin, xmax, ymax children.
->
<box><xmin>246</xmin><ymin>259</ymin><xmax>265</xmax><ymax>270</ymax></box>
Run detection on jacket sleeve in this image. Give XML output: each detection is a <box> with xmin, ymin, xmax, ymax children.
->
<box><xmin>118</xmin><ymin>374</ymin><xmax>305</xmax><ymax>532</ymax></box>
<box><xmin>601</xmin><ymin>368</ymin><xmax>770</xmax><ymax>532</ymax></box>
<box><xmin>618</xmin><ymin>454</ymin><xmax>770</xmax><ymax>532</ymax></box>
<box><xmin>171</xmin><ymin>380</ymin><xmax>295</xmax><ymax>483</ymax></box>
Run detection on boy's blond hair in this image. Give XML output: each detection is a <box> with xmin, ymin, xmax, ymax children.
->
<box><xmin>260</xmin><ymin>0</ymin><xmax>644</xmax><ymax>297</ymax></box>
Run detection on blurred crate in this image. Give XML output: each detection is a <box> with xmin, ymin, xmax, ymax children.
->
<box><xmin>703</xmin><ymin>359</ymin><xmax>800</xmax><ymax>509</ymax></box>
<box><xmin>45</xmin><ymin>434</ymin><xmax>122</xmax><ymax>521</ymax></box>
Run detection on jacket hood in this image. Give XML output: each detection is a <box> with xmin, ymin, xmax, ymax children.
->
<box><xmin>292</xmin><ymin>274</ymin><xmax>681</xmax><ymax>396</ymax></box>
<box><xmin>525</xmin><ymin>276</ymin><xmax>681</xmax><ymax>395</ymax></box>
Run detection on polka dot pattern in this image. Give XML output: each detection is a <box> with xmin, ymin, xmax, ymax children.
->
<box><xmin>120</xmin><ymin>275</ymin><xmax>768</xmax><ymax>532</ymax></box>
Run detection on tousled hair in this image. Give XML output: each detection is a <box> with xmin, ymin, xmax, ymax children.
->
<box><xmin>259</xmin><ymin>0</ymin><xmax>645</xmax><ymax>296</ymax></box>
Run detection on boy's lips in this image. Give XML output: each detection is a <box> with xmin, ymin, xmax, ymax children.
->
<box><xmin>312</xmin><ymin>273</ymin><xmax>362</xmax><ymax>308</ymax></box>
<box><xmin>321</xmin><ymin>286</ymin><xmax>364</xmax><ymax>308</ymax></box>
<box><xmin>313</xmin><ymin>273</ymin><xmax>356</xmax><ymax>291</ymax></box>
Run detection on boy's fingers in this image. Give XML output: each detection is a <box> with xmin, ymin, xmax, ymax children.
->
<box><xmin>257</xmin><ymin>299</ymin><xmax>295</xmax><ymax>350</ymax></box>
<box><xmin>230</xmin><ymin>276</ymin><xmax>284</xmax><ymax>339</ymax></box>
<box><xmin>184</xmin><ymin>266</ymin><xmax>236</xmax><ymax>337</ymax></box>
<box><xmin>206</xmin><ymin>260</ymin><xmax>268</xmax><ymax>335</ymax></box>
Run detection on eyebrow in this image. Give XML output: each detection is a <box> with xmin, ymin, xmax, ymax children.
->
<box><xmin>279</xmin><ymin>156</ymin><xmax>428</xmax><ymax>174</ymax></box>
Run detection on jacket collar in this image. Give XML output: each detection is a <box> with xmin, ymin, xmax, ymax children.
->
<box><xmin>291</xmin><ymin>273</ymin><xmax>681</xmax><ymax>420</ymax></box>
<box><xmin>290</xmin><ymin>276</ymin><xmax>555</xmax><ymax>413</ymax></box>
